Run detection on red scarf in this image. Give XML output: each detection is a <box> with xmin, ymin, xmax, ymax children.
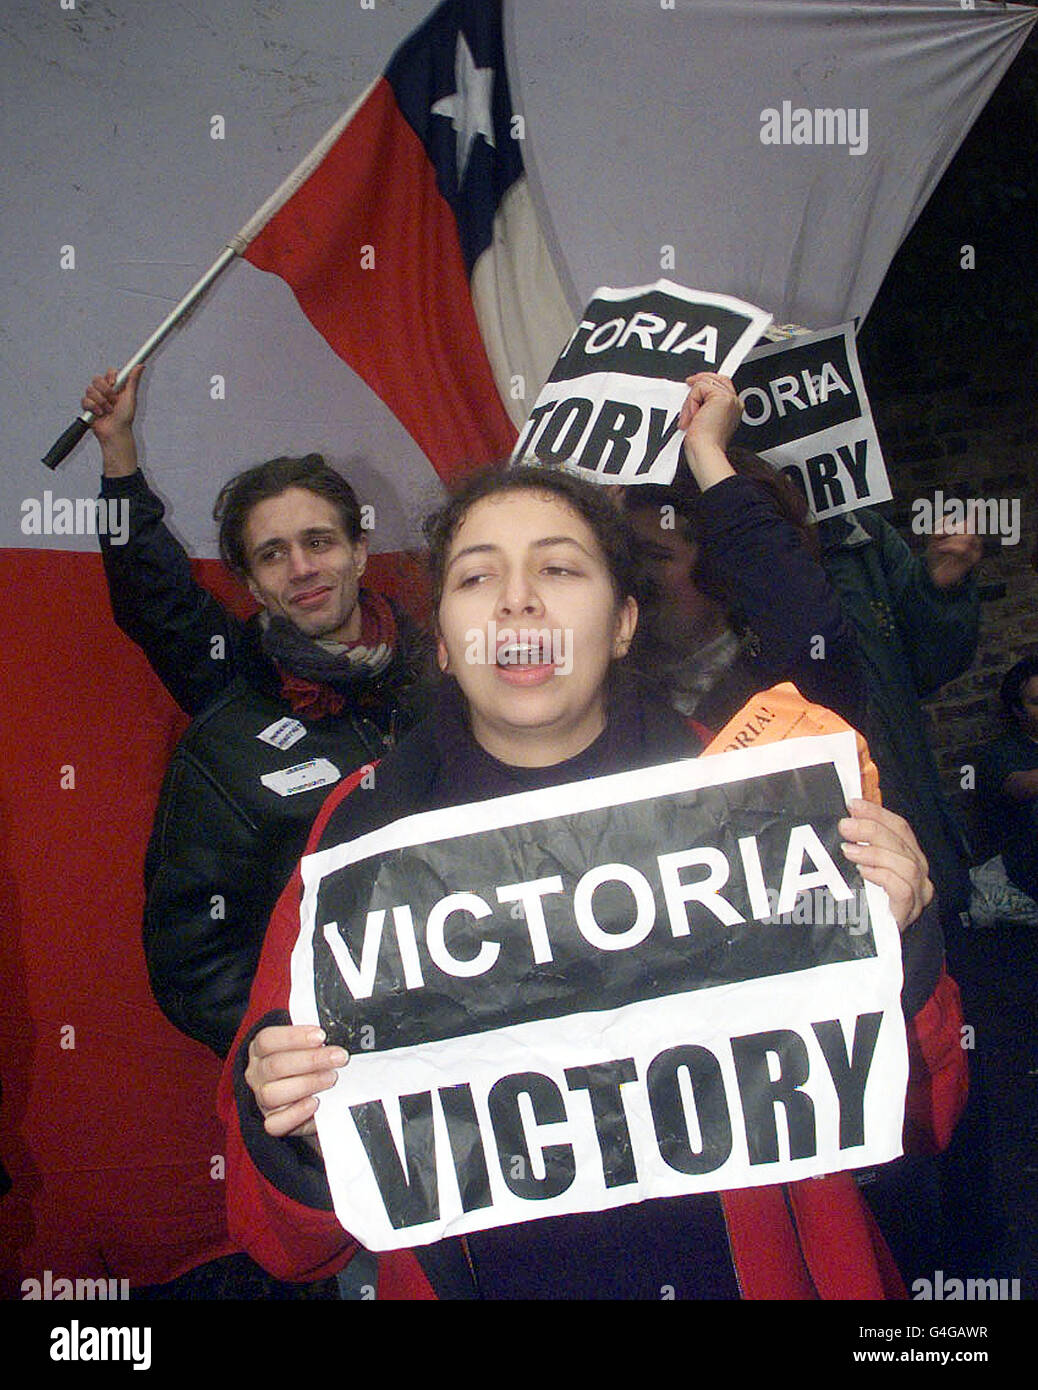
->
<box><xmin>275</xmin><ymin>591</ymin><xmax>398</xmax><ymax>719</ymax></box>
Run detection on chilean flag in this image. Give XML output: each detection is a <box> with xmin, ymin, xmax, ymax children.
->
<box><xmin>239</xmin><ymin>0</ymin><xmax>573</xmax><ymax>483</ymax></box>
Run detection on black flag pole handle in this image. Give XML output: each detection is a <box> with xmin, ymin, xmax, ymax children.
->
<box><xmin>41</xmin><ymin>417</ymin><xmax>92</xmax><ymax>470</ymax></box>
<box><xmin>40</xmin><ymin>86</ymin><xmax>362</xmax><ymax>469</ymax></box>
<box><xmin>41</xmin><ymin>246</ymin><xmax>239</xmax><ymax>470</ymax></box>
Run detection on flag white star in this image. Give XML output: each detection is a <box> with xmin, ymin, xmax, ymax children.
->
<box><xmin>430</xmin><ymin>31</ymin><xmax>496</xmax><ymax>185</ymax></box>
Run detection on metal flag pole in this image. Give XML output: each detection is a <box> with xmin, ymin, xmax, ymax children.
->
<box><xmin>40</xmin><ymin>80</ymin><xmax>374</xmax><ymax>471</ymax></box>
<box><xmin>41</xmin><ymin>247</ymin><xmax>236</xmax><ymax>469</ymax></box>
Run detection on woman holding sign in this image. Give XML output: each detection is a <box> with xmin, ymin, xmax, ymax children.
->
<box><xmin>220</xmin><ymin>374</ymin><xmax>966</xmax><ymax>1299</ymax></box>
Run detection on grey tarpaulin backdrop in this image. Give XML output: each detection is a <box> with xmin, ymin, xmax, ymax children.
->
<box><xmin>3</xmin><ymin>0</ymin><xmax>1034</xmax><ymax>555</ymax></box>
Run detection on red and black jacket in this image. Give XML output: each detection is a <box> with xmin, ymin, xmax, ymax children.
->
<box><xmin>219</xmin><ymin>682</ymin><xmax>967</xmax><ymax>1298</ymax></box>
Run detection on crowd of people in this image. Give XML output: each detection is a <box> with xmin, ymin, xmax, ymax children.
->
<box><xmin>78</xmin><ymin>355</ymin><xmax>1033</xmax><ymax>1300</ymax></box>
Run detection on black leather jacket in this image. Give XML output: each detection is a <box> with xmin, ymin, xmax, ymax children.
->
<box><xmin>142</xmin><ymin>661</ymin><xmax>427</xmax><ymax>1056</ymax></box>
<box><xmin>99</xmin><ymin>469</ymin><xmax>432</xmax><ymax>1054</ymax></box>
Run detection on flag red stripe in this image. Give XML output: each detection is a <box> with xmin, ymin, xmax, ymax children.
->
<box><xmin>244</xmin><ymin>77</ymin><xmax>517</xmax><ymax>484</ymax></box>
<box><xmin>0</xmin><ymin>549</ymin><xmax>233</xmax><ymax>1288</ymax></box>
<box><xmin>0</xmin><ymin>545</ymin><xmax>429</xmax><ymax>1288</ymax></box>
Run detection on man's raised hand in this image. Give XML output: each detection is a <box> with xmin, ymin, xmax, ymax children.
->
<box><xmin>82</xmin><ymin>364</ymin><xmax>144</xmax><ymax>476</ymax></box>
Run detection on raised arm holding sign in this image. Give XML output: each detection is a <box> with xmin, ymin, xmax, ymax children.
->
<box><xmin>678</xmin><ymin>370</ymin><xmax>745</xmax><ymax>490</ymax></box>
<box><xmin>220</xmin><ymin>456</ymin><xmax>965</xmax><ymax>1299</ymax></box>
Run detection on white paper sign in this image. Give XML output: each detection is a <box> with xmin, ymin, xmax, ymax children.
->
<box><xmin>730</xmin><ymin>323</ymin><xmax>892</xmax><ymax>519</ymax></box>
<box><xmin>290</xmin><ymin>732</ymin><xmax>907</xmax><ymax>1251</ymax></box>
<box><xmin>511</xmin><ymin>280</ymin><xmax>772</xmax><ymax>485</ymax></box>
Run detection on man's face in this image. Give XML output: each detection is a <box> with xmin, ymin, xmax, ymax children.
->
<box><xmin>1014</xmin><ymin>675</ymin><xmax>1038</xmax><ymax>740</ymax></box>
<box><xmin>625</xmin><ymin>505</ymin><xmax>726</xmax><ymax>650</ymax></box>
<box><xmin>242</xmin><ymin>486</ymin><xmax>368</xmax><ymax>643</ymax></box>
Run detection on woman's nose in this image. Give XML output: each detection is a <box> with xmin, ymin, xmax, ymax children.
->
<box><xmin>496</xmin><ymin>568</ymin><xmax>544</xmax><ymax>617</ymax></box>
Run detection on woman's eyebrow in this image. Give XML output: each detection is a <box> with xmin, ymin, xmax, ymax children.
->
<box><xmin>446</xmin><ymin>535</ymin><xmax>594</xmax><ymax>572</ymax></box>
<box><xmin>445</xmin><ymin>542</ymin><xmax>499</xmax><ymax>572</ymax></box>
<box><xmin>531</xmin><ymin>535</ymin><xmax>593</xmax><ymax>554</ymax></box>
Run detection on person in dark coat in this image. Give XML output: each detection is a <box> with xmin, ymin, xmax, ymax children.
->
<box><xmin>622</xmin><ymin>447</ymin><xmax>863</xmax><ymax>734</ymax></box>
<box><xmin>977</xmin><ymin>655</ymin><xmax>1038</xmax><ymax>903</ymax></box>
<box><xmin>221</xmin><ymin>375</ymin><xmax>965</xmax><ymax>1299</ymax></box>
<box><xmin>817</xmin><ymin>507</ymin><xmax>981</xmax><ymax>933</ymax></box>
<box><xmin>83</xmin><ymin>368</ymin><xmax>432</xmax><ymax>1057</ymax></box>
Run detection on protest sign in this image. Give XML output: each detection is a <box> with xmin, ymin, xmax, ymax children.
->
<box><xmin>290</xmin><ymin>732</ymin><xmax>908</xmax><ymax>1252</ymax></box>
<box><xmin>511</xmin><ymin>280</ymin><xmax>772</xmax><ymax>485</ymax></box>
<box><xmin>730</xmin><ymin>323</ymin><xmax>891</xmax><ymax>519</ymax></box>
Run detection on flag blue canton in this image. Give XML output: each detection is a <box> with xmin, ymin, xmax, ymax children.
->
<box><xmin>387</xmin><ymin>0</ymin><xmax>524</xmax><ymax>274</ymax></box>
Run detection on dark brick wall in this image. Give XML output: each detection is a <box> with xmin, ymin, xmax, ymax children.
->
<box><xmin>855</xmin><ymin>25</ymin><xmax>1038</xmax><ymax>858</ymax></box>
